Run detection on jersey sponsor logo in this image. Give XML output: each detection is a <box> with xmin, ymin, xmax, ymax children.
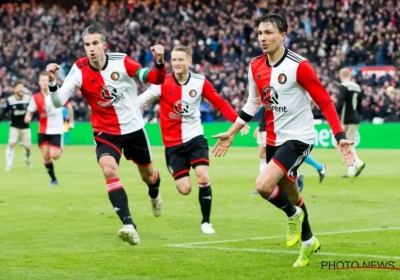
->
<box><xmin>262</xmin><ymin>86</ymin><xmax>288</xmax><ymax>113</ymax></box>
<box><xmin>111</xmin><ymin>72</ymin><xmax>120</xmax><ymax>81</ymax></box>
<box><xmin>13</xmin><ymin>109</ymin><xmax>27</xmax><ymax>116</ymax></box>
<box><xmin>98</xmin><ymin>85</ymin><xmax>125</xmax><ymax>108</ymax></box>
<box><xmin>189</xmin><ymin>90</ymin><xmax>197</xmax><ymax>97</ymax></box>
<box><xmin>169</xmin><ymin>100</ymin><xmax>195</xmax><ymax>119</ymax></box>
<box><xmin>278</xmin><ymin>73</ymin><xmax>287</xmax><ymax>84</ymax></box>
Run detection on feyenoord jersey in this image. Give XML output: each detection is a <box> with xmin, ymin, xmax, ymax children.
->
<box><xmin>138</xmin><ymin>72</ymin><xmax>237</xmax><ymax>147</ymax></box>
<box><xmin>49</xmin><ymin>53</ymin><xmax>166</xmax><ymax>135</ymax></box>
<box><xmin>27</xmin><ymin>92</ymin><xmax>65</xmax><ymax>134</ymax></box>
<box><xmin>238</xmin><ymin>48</ymin><xmax>344</xmax><ymax>146</ymax></box>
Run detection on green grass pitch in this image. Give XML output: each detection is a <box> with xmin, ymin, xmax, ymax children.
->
<box><xmin>0</xmin><ymin>145</ymin><xmax>399</xmax><ymax>279</ymax></box>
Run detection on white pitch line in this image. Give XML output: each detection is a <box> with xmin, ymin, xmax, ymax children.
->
<box><xmin>166</xmin><ymin>226</ymin><xmax>400</xmax><ymax>247</ymax></box>
<box><xmin>175</xmin><ymin>245</ymin><xmax>400</xmax><ymax>260</ymax></box>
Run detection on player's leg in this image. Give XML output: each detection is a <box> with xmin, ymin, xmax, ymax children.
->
<box><xmin>21</xmin><ymin>128</ymin><xmax>32</xmax><ymax>168</ymax></box>
<box><xmin>39</xmin><ymin>134</ymin><xmax>56</xmax><ymax>185</ymax></box>
<box><xmin>123</xmin><ymin>129</ymin><xmax>162</xmax><ymax>217</ymax></box>
<box><xmin>94</xmin><ymin>132</ymin><xmax>139</xmax><ymax>246</ymax></box>
<box><xmin>5</xmin><ymin>127</ymin><xmax>18</xmax><ymax>171</ymax></box>
<box><xmin>189</xmin><ymin>136</ymin><xmax>214</xmax><ymax>233</ymax></box>
<box><xmin>304</xmin><ymin>155</ymin><xmax>326</xmax><ymax>182</ymax></box>
<box><xmin>257</xmin><ymin>131</ymin><xmax>267</xmax><ymax>173</ymax></box>
<box><xmin>165</xmin><ymin>145</ymin><xmax>192</xmax><ymax>194</ymax></box>
<box><xmin>274</xmin><ymin>141</ymin><xmax>320</xmax><ymax>267</ymax></box>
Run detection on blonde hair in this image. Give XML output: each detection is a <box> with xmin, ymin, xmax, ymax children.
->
<box><xmin>172</xmin><ymin>45</ymin><xmax>193</xmax><ymax>59</ymax></box>
<box><xmin>339</xmin><ymin>68</ymin><xmax>351</xmax><ymax>78</ymax></box>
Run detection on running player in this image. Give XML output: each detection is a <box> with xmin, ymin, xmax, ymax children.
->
<box><xmin>212</xmin><ymin>13</ymin><xmax>354</xmax><ymax>267</ymax></box>
<box><xmin>47</xmin><ymin>25</ymin><xmax>166</xmax><ymax>246</ymax></box>
<box><xmin>0</xmin><ymin>81</ymin><xmax>32</xmax><ymax>171</ymax></box>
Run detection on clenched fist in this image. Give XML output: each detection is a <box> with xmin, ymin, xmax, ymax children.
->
<box><xmin>150</xmin><ymin>45</ymin><xmax>165</xmax><ymax>64</ymax></box>
<box><xmin>46</xmin><ymin>63</ymin><xmax>60</xmax><ymax>82</ymax></box>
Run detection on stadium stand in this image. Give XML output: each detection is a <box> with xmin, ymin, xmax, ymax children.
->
<box><xmin>1</xmin><ymin>0</ymin><xmax>399</xmax><ymax>123</ymax></box>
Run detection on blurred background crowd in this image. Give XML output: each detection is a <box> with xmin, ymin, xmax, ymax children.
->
<box><xmin>1</xmin><ymin>0</ymin><xmax>400</xmax><ymax>123</ymax></box>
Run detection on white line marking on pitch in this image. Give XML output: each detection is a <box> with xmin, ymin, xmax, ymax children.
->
<box><xmin>175</xmin><ymin>246</ymin><xmax>400</xmax><ymax>260</ymax></box>
<box><xmin>166</xmin><ymin>226</ymin><xmax>400</xmax><ymax>247</ymax></box>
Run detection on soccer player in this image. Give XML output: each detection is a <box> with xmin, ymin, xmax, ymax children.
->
<box><xmin>138</xmin><ymin>45</ymin><xmax>248</xmax><ymax>234</ymax></box>
<box><xmin>46</xmin><ymin>25</ymin><xmax>166</xmax><ymax>246</ymax></box>
<box><xmin>0</xmin><ymin>81</ymin><xmax>32</xmax><ymax>171</ymax></box>
<box><xmin>336</xmin><ymin>67</ymin><xmax>366</xmax><ymax>178</ymax></box>
<box><xmin>24</xmin><ymin>72</ymin><xmax>74</xmax><ymax>185</ymax></box>
<box><xmin>211</xmin><ymin>13</ymin><xmax>355</xmax><ymax>267</ymax></box>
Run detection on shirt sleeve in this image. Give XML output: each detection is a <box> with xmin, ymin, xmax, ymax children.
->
<box><xmin>124</xmin><ymin>55</ymin><xmax>166</xmax><ymax>85</ymax></box>
<box><xmin>27</xmin><ymin>96</ymin><xmax>37</xmax><ymax>113</ymax></box>
<box><xmin>237</xmin><ymin>64</ymin><xmax>262</xmax><ymax>124</ymax></box>
<box><xmin>202</xmin><ymin>79</ymin><xmax>237</xmax><ymax>122</ymax></box>
<box><xmin>137</xmin><ymin>84</ymin><xmax>162</xmax><ymax>108</ymax></box>
<box><xmin>49</xmin><ymin>64</ymin><xmax>82</xmax><ymax>108</ymax></box>
<box><xmin>296</xmin><ymin>60</ymin><xmax>346</xmax><ymax>142</ymax></box>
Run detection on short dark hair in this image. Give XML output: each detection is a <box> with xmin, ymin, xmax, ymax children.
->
<box><xmin>257</xmin><ymin>13</ymin><xmax>288</xmax><ymax>33</ymax></box>
<box><xmin>13</xmin><ymin>80</ymin><xmax>23</xmax><ymax>88</ymax></box>
<box><xmin>81</xmin><ymin>25</ymin><xmax>106</xmax><ymax>42</ymax></box>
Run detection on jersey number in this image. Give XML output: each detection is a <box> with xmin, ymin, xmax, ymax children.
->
<box><xmin>352</xmin><ymin>93</ymin><xmax>358</xmax><ymax>111</ymax></box>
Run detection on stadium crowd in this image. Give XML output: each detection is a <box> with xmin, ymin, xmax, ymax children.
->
<box><xmin>1</xmin><ymin>0</ymin><xmax>400</xmax><ymax>123</ymax></box>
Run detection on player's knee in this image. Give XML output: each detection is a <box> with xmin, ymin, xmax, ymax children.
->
<box><xmin>102</xmin><ymin>165</ymin><xmax>118</xmax><ymax>179</ymax></box>
<box><xmin>50</xmin><ymin>150</ymin><xmax>61</xmax><ymax>160</ymax></box>
<box><xmin>255</xmin><ymin>177</ymin><xmax>274</xmax><ymax>194</ymax></box>
<box><xmin>177</xmin><ymin>183</ymin><xmax>192</xmax><ymax>195</ymax></box>
<box><xmin>197</xmin><ymin>173</ymin><xmax>209</xmax><ymax>185</ymax></box>
<box><xmin>8</xmin><ymin>143</ymin><xmax>15</xmax><ymax>148</ymax></box>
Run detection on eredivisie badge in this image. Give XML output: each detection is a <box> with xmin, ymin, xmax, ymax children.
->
<box><xmin>189</xmin><ymin>90</ymin><xmax>197</xmax><ymax>97</ymax></box>
<box><xmin>111</xmin><ymin>72</ymin><xmax>120</xmax><ymax>81</ymax></box>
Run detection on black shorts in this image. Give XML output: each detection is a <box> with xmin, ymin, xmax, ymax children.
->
<box><xmin>38</xmin><ymin>133</ymin><xmax>63</xmax><ymax>149</ymax></box>
<box><xmin>165</xmin><ymin>135</ymin><xmax>209</xmax><ymax>180</ymax></box>
<box><xmin>93</xmin><ymin>129</ymin><xmax>152</xmax><ymax>165</ymax></box>
<box><xmin>266</xmin><ymin>140</ymin><xmax>313</xmax><ymax>182</ymax></box>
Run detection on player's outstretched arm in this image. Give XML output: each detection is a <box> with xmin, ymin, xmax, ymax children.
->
<box><xmin>47</xmin><ymin>63</ymin><xmax>82</xmax><ymax>108</ymax></box>
<box><xmin>124</xmin><ymin>46</ymin><xmax>166</xmax><ymax>85</ymax></box>
<box><xmin>137</xmin><ymin>85</ymin><xmax>161</xmax><ymax>108</ymax></box>
<box><xmin>296</xmin><ymin>60</ymin><xmax>355</xmax><ymax>166</ymax></box>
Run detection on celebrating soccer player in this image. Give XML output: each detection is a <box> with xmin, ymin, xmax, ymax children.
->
<box><xmin>46</xmin><ymin>25</ymin><xmax>166</xmax><ymax>246</ymax></box>
<box><xmin>138</xmin><ymin>45</ymin><xmax>249</xmax><ymax>234</ymax></box>
<box><xmin>0</xmin><ymin>80</ymin><xmax>32</xmax><ymax>171</ymax></box>
<box><xmin>212</xmin><ymin>14</ymin><xmax>355</xmax><ymax>267</ymax></box>
<box><xmin>24</xmin><ymin>72</ymin><xmax>74</xmax><ymax>186</ymax></box>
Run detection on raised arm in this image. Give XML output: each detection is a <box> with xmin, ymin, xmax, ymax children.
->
<box><xmin>47</xmin><ymin>63</ymin><xmax>82</xmax><ymax>108</ymax></box>
<box><xmin>124</xmin><ymin>48</ymin><xmax>166</xmax><ymax>85</ymax></box>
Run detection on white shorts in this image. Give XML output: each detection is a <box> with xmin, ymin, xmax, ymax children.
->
<box><xmin>256</xmin><ymin>131</ymin><xmax>266</xmax><ymax>146</ymax></box>
<box><xmin>9</xmin><ymin>127</ymin><xmax>31</xmax><ymax>146</ymax></box>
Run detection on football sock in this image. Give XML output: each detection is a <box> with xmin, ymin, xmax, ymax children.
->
<box><xmin>24</xmin><ymin>148</ymin><xmax>30</xmax><ymax>159</ymax></box>
<box><xmin>259</xmin><ymin>159</ymin><xmax>267</xmax><ymax>173</ymax></box>
<box><xmin>261</xmin><ymin>185</ymin><xmax>297</xmax><ymax>217</ymax></box>
<box><xmin>199</xmin><ymin>182</ymin><xmax>212</xmax><ymax>224</ymax></box>
<box><xmin>44</xmin><ymin>160</ymin><xmax>57</xmax><ymax>181</ymax></box>
<box><xmin>296</xmin><ymin>197</ymin><xmax>313</xmax><ymax>241</ymax></box>
<box><xmin>304</xmin><ymin>155</ymin><xmax>323</xmax><ymax>171</ymax></box>
<box><xmin>107</xmin><ymin>178</ymin><xmax>134</xmax><ymax>225</ymax></box>
<box><xmin>5</xmin><ymin>146</ymin><xmax>14</xmax><ymax>168</ymax></box>
<box><xmin>147</xmin><ymin>170</ymin><xmax>160</xmax><ymax>199</ymax></box>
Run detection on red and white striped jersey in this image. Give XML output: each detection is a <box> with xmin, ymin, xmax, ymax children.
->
<box><xmin>238</xmin><ymin>48</ymin><xmax>345</xmax><ymax>146</ymax></box>
<box><xmin>49</xmin><ymin>53</ymin><xmax>166</xmax><ymax>135</ymax></box>
<box><xmin>27</xmin><ymin>92</ymin><xmax>65</xmax><ymax>135</ymax></box>
<box><xmin>138</xmin><ymin>73</ymin><xmax>238</xmax><ymax>147</ymax></box>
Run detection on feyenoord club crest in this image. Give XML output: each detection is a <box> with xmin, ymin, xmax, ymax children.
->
<box><xmin>189</xmin><ymin>89</ymin><xmax>197</xmax><ymax>97</ymax></box>
<box><xmin>111</xmin><ymin>72</ymin><xmax>120</xmax><ymax>81</ymax></box>
<box><xmin>278</xmin><ymin>73</ymin><xmax>287</xmax><ymax>84</ymax></box>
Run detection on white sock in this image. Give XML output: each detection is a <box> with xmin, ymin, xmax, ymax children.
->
<box><xmin>5</xmin><ymin>146</ymin><xmax>14</xmax><ymax>168</ymax></box>
<box><xmin>348</xmin><ymin>164</ymin><xmax>356</xmax><ymax>176</ymax></box>
<box><xmin>259</xmin><ymin>159</ymin><xmax>266</xmax><ymax>173</ymax></box>
<box><xmin>302</xmin><ymin>236</ymin><xmax>315</xmax><ymax>247</ymax></box>
<box><xmin>352</xmin><ymin>147</ymin><xmax>362</xmax><ymax>166</ymax></box>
